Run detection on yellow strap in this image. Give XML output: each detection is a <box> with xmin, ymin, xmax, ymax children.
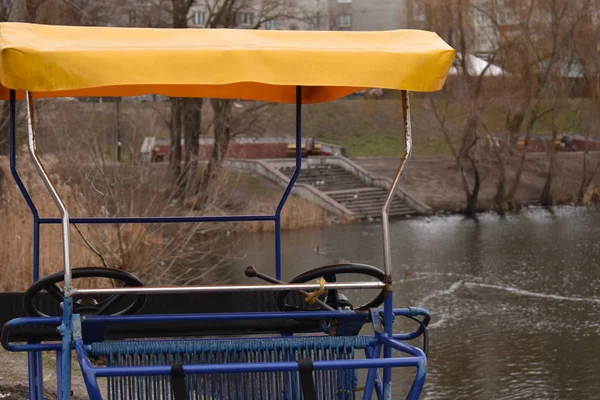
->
<box><xmin>305</xmin><ymin>277</ymin><xmax>327</xmax><ymax>304</ymax></box>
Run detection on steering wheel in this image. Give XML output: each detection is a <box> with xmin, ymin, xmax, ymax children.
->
<box><xmin>276</xmin><ymin>263</ymin><xmax>387</xmax><ymax>312</ymax></box>
<box><xmin>23</xmin><ymin>267</ymin><xmax>147</xmax><ymax>317</ymax></box>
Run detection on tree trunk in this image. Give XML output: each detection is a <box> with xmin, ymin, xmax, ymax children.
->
<box><xmin>494</xmin><ymin>167</ymin><xmax>507</xmax><ymax>211</ymax></box>
<box><xmin>459</xmin><ymin>117</ymin><xmax>477</xmax><ymax>159</ymax></box>
<box><xmin>509</xmin><ymin>137</ymin><xmax>529</xmax><ymax>202</ymax></box>
<box><xmin>492</xmin><ymin>112</ymin><xmax>527</xmax><ymax>210</ymax></box>
<box><xmin>578</xmin><ymin>95</ymin><xmax>600</xmax><ymax>204</ymax></box>
<box><xmin>171</xmin><ymin>0</ymin><xmax>190</xmax><ymax>29</ymax></box>
<box><xmin>9</xmin><ymin>0</ymin><xmax>42</xmax><ymax>22</ymax></box>
<box><xmin>182</xmin><ymin>98</ymin><xmax>203</xmax><ymax>197</ymax></box>
<box><xmin>540</xmin><ymin>119</ymin><xmax>558</xmax><ymax>207</ymax></box>
<box><xmin>540</xmin><ymin>164</ymin><xmax>553</xmax><ymax>206</ymax></box>
<box><xmin>169</xmin><ymin>98</ymin><xmax>183</xmax><ymax>184</ymax></box>
<box><xmin>0</xmin><ymin>102</ymin><xmax>11</xmax><ymax>155</ymax></box>
<box><xmin>506</xmin><ymin>112</ymin><xmax>525</xmax><ymax>155</ymax></box>
<box><xmin>465</xmin><ymin>156</ymin><xmax>480</xmax><ymax>216</ymax></box>
<box><xmin>168</xmin><ymin>0</ymin><xmax>199</xmax><ymax>197</ymax></box>
<box><xmin>507</xmin><ymin>111</ymin><xmax>538</xmax><ymax>204</ymax></box>
<box><xmin>198</xmin><ymin>99</ymin><xmax>233</xmax><ymax>204</ymax></box>
<box><xmin>458</xmin><ymin>116</ymin><xmax>481</xmax><ymax>215</ymax></box>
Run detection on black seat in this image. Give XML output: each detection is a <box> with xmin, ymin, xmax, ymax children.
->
<box><xmin>0</xmin><ymin>291</ymin><xmax>323</xmax><ymax>344</ymax></box>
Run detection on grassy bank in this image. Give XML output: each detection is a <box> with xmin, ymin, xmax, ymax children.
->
<box><xmin>32</xmin><ymin>97</ymin><xmax>590</xmax><ymax>161</ymax></box>
<box><xmin>265</xmin><ymin>97</ymin><xmax>589</xmax><ymax>157</ymax></box>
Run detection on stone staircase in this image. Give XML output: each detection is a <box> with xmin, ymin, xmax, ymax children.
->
<box><xmin>278</xmin><ymin>165</ymin><xmax>416</xmax><ymax>218</ymax></box>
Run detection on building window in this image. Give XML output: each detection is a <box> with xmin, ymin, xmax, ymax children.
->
<box><xmin>239</xmin><ymin>12</ymin><xmax>254</xmax><ymax>26</ymax></box>
<box><xmin>498</xmin><ymin>10</ymin><xmax>515</xmax><ymax>25</ymax></box>
<box><xmin>414</xmin><ymin>4</ymin><xmax>426</xmax><ymax>21</ymax></box>
<box><xmin>128</xmin><ymin>10</ymin><xmax>136</xmax><ymax>25</ymax></box>
<box><xmin>339</xmin><ymin>14</ymin><xmax>352</xmax><ymax>28</ymax></box>
<box><xmin>264</xmin><ymin>19</ymin><xmax>276</xmax><ymax>30</ymax></box>
<box><xmin>190</xmin><ymin>11</ymin><xmax>206</xmax><ymax>26</ymax></box>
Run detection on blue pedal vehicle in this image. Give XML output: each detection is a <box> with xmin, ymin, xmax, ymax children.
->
<box><xmin>0</xmin><ymin>22</ymin><xmax>455</xmax><ymax>399</ymax></box>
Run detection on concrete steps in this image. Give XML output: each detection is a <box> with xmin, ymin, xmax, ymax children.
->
<box><xmin>279</xmin><ymin>165</ymin><xmax>416</xmax><ymax>218</ymax></box>
<box><xmin>326</xmin><ymin>188</ymin><xmax>414</xmax><ymax>218</ymax></box>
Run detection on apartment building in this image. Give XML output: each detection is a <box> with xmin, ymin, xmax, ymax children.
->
<box><xmin>187</xmin><ymin>0</ymin><xmax>328</xmax><ymax>31</ymax></box>
<box><xmin>407</xmin><ymin>0</ymin><xmax>600</xmax><ymax>59</ymax></box>
<box><xmin>11</xmin><ymin>0</ymin><xmax>410</xmax><ymax>32</ymax></box>
<box><xmin>327</xmin><ymin>0</ymin><xmax>408</xmax><ymax>31</ymax></box>
<box><xmin>406</xmin><ymin>0</ymin><xmax>499</xmax><ymax>57</ymax></box>
<box><xmin>188</xmin><ymin>0</ymin><xmax>410</xmax><ymax>31</ymax></box>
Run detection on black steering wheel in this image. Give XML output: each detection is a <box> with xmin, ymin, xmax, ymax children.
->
<box><xmin>23</xmin><ymin>267</ymin><xmax>147</xmax><ymax>317</ymax></box>
<box><xmin>276</xmin><ymin>263</ymin><xmax>387</xmax><ymax>312</ymax></box>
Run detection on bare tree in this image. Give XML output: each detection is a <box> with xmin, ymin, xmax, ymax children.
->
<box><xmin>164</xmin><ymin>0</ymin><xmax>198</xmax><ymax>190</ymax></box>
<box><xmin>191</xmin><ymin>0</ymin><xmax>302</xmax><ymax>202</ymax></box>
<box><xmin>423</xmin><ymin>0</ymin><xmax>498</xmax><ymax>215</ymax></box>
<box><xmin>573</xmin><ymin>0</ymin><xmax>600</xmax><ymax>204</ymax></box>
<box><xmin>0</xmin><ymin>2</ymin><xmax>13</xmax><ymax>155</ymax></box>
<box><xmin>485</xmin><ymin>0</ymin><xmax>590</xmax><ymax>208</ymax></box>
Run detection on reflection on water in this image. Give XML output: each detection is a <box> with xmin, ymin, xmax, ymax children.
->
<box><xmin>228</xmin><ymin>206</ymin><xmax>600</xmax><ymax>399</ymax></box>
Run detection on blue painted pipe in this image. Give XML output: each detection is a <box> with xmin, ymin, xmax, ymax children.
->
<box><xmin>88</xmin><ymin>357</ymin><xmax>423</xmax><ymax>377</ymax></box>
<box><xmin>275</xmin><ymin>86</ymin><xmax>303</xmax><ymax>280</ymax></box>
<box><xmin>39</xmin><ymin>215</ymin><xmax>276</xmax><ymax>224</ymax></box>
<box><xmin>8</xmin><ymin>91</ymin><xmax>42</xmax><ymax>282</ymax></box>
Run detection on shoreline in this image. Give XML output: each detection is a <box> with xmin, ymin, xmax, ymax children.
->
<box><xmin>354</xmin><ymin>152</ymin><xmax>600</xmax><ymax>216</ymax></box>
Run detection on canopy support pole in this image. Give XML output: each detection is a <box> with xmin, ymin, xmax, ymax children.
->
<box><xmin>381</xmin><ymin>90</ymin><xmax>412</xmax><ymax>398</ymax></box>
<box><xmin>275</xmin><ymin>86</ymin><xmax>302</xmax><ymax>280</ymax></box>
<box><xmin>25</xmin><ymin>92</ymin><xmax>73</xmax><ymax>295</ymax></box>
<box><xmin>381</xmin><ymin>90</ymin><xmax>411</xmax><ymax>279</ymax></box>
<box><xmin>25</xmin><ymin>92</ymin><xmax>74</xmax><ymax>400</ymax></box>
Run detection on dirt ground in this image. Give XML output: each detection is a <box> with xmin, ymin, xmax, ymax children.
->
<box><xmin>0</xmin><ymin>350</ymin><xmax>89</xmax><ymax>399</ymax></box>
<box><xmin>356</xmin><ymin>152</ymin><xmax>600</xmax><ymax>213</ymax></box>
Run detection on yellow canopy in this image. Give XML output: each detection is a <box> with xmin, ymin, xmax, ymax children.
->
<box><xmin>0</xmin><ymin>23</ymin><xmax>455</xmax><ymax>103</ymax></box>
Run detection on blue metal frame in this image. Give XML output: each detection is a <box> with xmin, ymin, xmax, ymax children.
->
<box><xmin>4</xmin><ymin>85</ymin><xmax>428</xmax><ymax>400</ymax></box>
<box><xmin>383</xmin><ymin>294</ymin><xmax>394</xmax><ymax>398</ymax></box>
<box><xmin>7</xmin><ymin>87</ymin><xmax>304</xmax><ymax>398</ymax></box>
<box><xmin>74</xmin><ymin>337</ymin><xmax>426</xmax><ymax>400</ymax></box>
<box><xmin>2</xmin><ymin>308</ymin><xmax>430</xmax><ymax>352</ymax></box>
<box><xmin>9</xmin><ymin>90</ymin><xmax>45</xmax><ymax>400</ymax></box>
<box><xmin>26</xmin><ymin>351</ymin><xmax>43</xmax><ymax>400</ymax></box>
<box><xmin>10</xmin><ymin>88</ymin><xmax>304</xmax><ymax>281</ymax></box>
<box><xmin>1</xmin><ymin>307</ymin><xmax>428</xmax><ymax>400</ymax></box>
<box><xmin>59</xmin><ymin>297</ymin><xmax>73</xmax><ymax>400</ymax></box>
<box><xmin>9</xmin><ymin>90</ymin><xmax>41</xmax><ymax>282</ymax></box>
<box><xmin>38</xmin><ymin>215</ymin><xmax>276</xmax><ymax>224</ymax></box>
<box><xmin>69</xmin><ymin>310</ymin><xmax>426</xmax><ymax>400</ymax></box>
<box><xmin>275</xmin><ymin>86</ymin><xmax>303</xmax><ymax>280</ymax></box>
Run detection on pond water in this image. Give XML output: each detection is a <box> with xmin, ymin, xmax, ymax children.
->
<box><xmin>228</xmin><ymin>206</ymin><xmax>600</xmax><ymax>399</ymax></box>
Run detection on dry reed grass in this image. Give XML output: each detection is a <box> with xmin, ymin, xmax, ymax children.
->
<box><xmin>0</xmin><ymin>153</ymin><xmax>338</xmax><ymax>291</ymax></box>
<box><xmin>0</xmin><ymin>155</ymin><xmax>99</xmax><ymax>291</ymax></box>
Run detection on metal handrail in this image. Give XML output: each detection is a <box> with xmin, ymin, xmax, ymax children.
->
<box><xmin>74</xmin><ymin>281</ymin><xmax>385</xmax><ymax>296</ymax></box>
